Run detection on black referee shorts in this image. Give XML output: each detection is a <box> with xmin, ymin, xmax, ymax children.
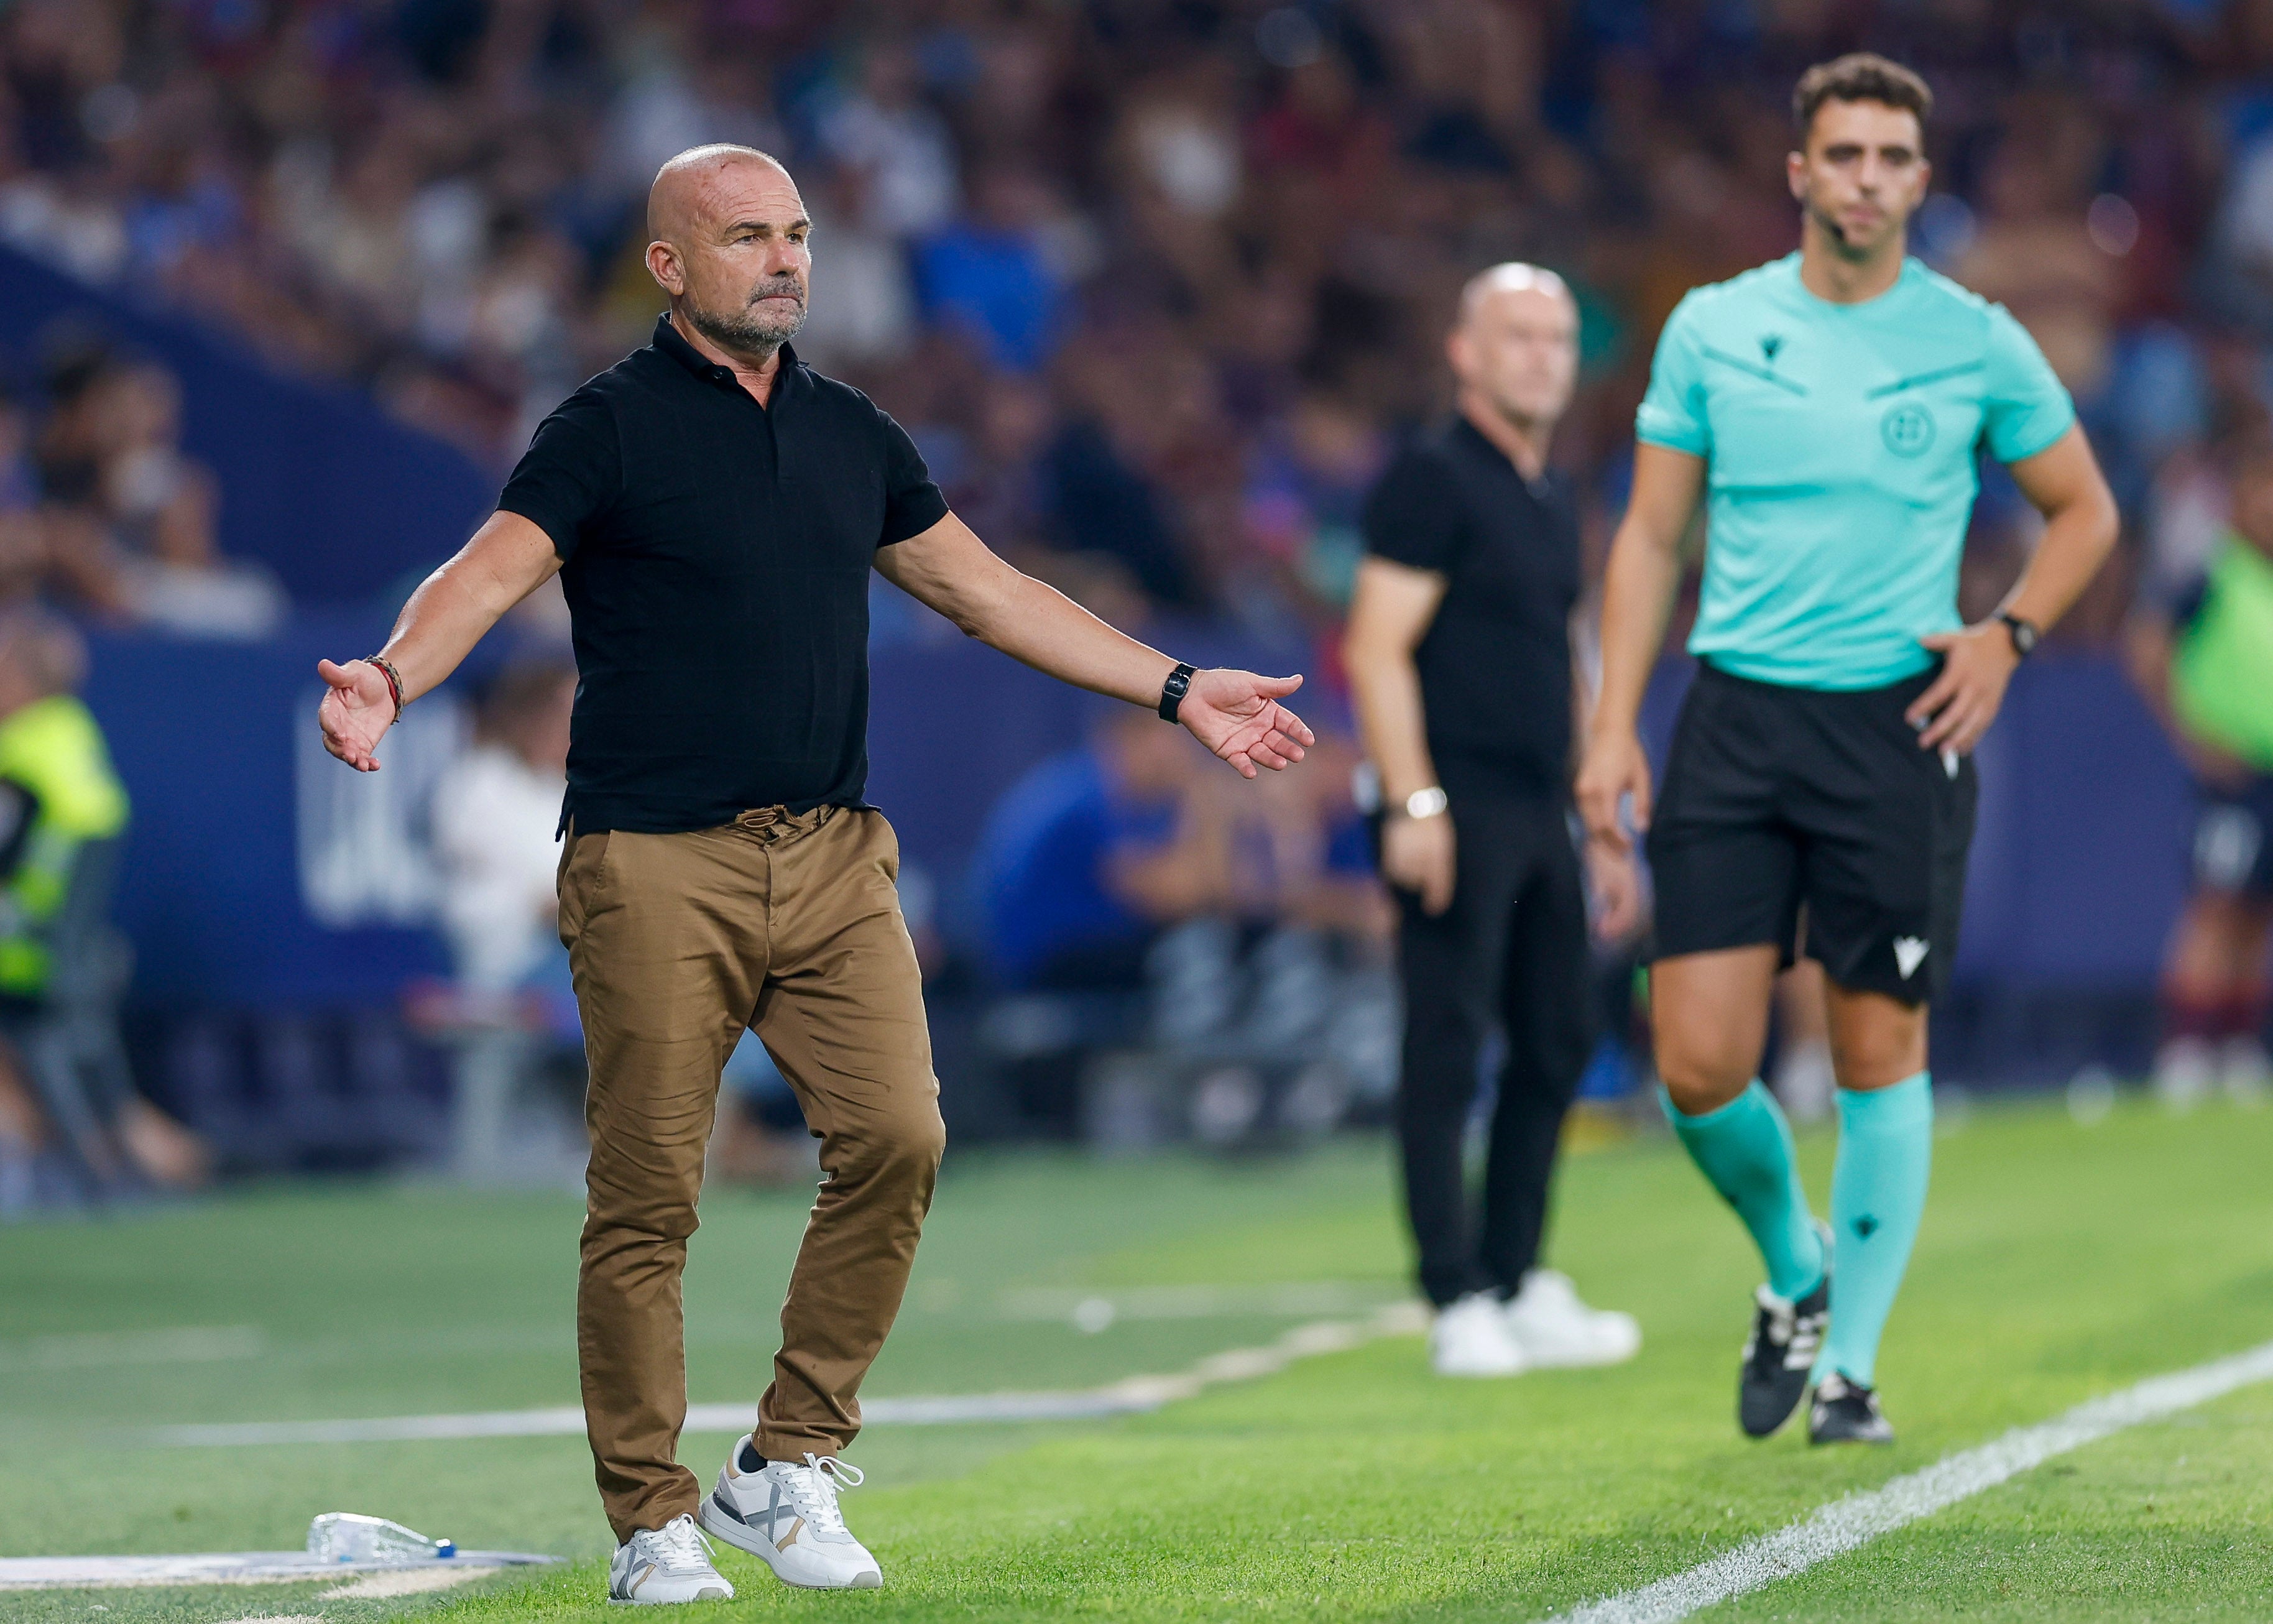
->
<box><xmin>1646</xmin><ymin>662</ymin><xmax>1978</xmax><ymax>1004</ymax></box>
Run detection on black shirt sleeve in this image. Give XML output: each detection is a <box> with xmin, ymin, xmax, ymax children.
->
<box><xmin>1362</xmin><ymin>446</ymin><xmax>1468</xmax><ymax>574</ymax></box>
<box><xmin>497</xmin><ymin>389</ymin><xmax>623</xmax><ymax>562</ymax></box>
<box><xmin>877</xmin><ymin>407</ymin><xmax>950</xmax><ymax>545</ymax></box>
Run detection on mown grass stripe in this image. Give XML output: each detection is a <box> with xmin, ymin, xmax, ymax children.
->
<box><xmin>1543</xmin><ymin>1337</ymin><xmax>2273</xmax><ymax>1624</ymax></box>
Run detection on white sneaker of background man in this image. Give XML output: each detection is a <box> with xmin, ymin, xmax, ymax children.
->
<box><xmin>2223</xmin><ymin>1035</ymin><xmax>2272</xmax><ymax>1104</ymax></box>
<box><xmin>607</xmin><ymin>1513</ymin><xmax>734</xmax><ymax>1603</ymax></box>
<box><xmin>1430</xmin><ymin>1291</ymin><xmax>1528</xmax><ymax>1377</ymax></box>
<box><xmin>699</xmin><ymin>1434</ymin><xmax>883</xmax><ymax>1589</ymax></box>
<box><xmin>1503</xmin><ymin>1268</ymin><xmax>1643</xmax><ymax>1367</ymax></box>
<box><xmin>2155</xmin><ymin>1035</ymin><xmax>2216</xmax><ymax>1110</ymax></box>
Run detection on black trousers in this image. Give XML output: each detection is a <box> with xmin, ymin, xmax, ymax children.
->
<box><xmin>1390</xmin><ymin>780</ymin><xmax>1593</xmax><ymax>1307</ymax></box>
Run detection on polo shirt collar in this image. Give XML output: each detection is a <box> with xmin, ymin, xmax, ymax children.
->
<box><xmin>650</xmin><ymin>312</ymin><xmax>801</xmax><ymax>389</ymax></box>
<box><xmin>1451</xmin><ymin>414</ymin><xmax>1553</xmax><ymax>499</ymax></box>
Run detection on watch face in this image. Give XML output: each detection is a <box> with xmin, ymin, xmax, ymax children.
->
<box><xmin>2004</xmin><ymin>616</ymin><xmax>2037</xmax><ymax>655</ymax></box>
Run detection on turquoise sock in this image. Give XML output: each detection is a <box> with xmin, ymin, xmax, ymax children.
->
<box><xmin>1661</xmin><ymin>1081</ymin><xmax>1825</xmax><ymax>1301</ymax></box>
<box><xmin>1817</xmin><ymin>1072</ymin><xmax>1934</xmax><ymax>1388</ymax></box>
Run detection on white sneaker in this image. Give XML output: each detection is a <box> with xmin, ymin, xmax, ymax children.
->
<box><xmin>2221</xmin><ymin>1036</ymin><xmax>2271</xmax><ymax>1104</ymax></box>
<box><xmin>1771</xmin><ymin>1038</ymin><xmax>1835</xmax><ymax>1125</ymax></box>
<box><xmin>1429</xmin><ymin>1291</ymin><xmax>1528</xmax><ymax>1377</ymax></box>
<box><xmin>1503</xmin><ymin>1269</ymin><xmax>1642</xmax><ymax>1368</ymax></box>
<box><xmin>698</xmin><ymin>1436</ymin><xmax>882</xmax><ymax>1589</ymax></box>
<box><xmin>607</xmin><ymin>1514</ymin><xmax>734</xmax><ymax>1604</ymax></box>
<box><xmin>2155</xmin><ymin>1036</ymin><xmax>2216</xmax><ymax>1110</ymax></box>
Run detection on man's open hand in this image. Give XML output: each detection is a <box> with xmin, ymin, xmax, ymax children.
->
<box><xmin>317</xmin><ymin>658</ymin><xmax>395</xmax><ymax>772</ymax></box>
<box><xmin>1179</xmin><ymin>670</ymin><xmax>1314</xmax><ymax>778</ymax></box>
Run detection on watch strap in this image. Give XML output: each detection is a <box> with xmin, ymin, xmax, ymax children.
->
<box><xmin>1157</xmin><ymin>662</ymin><xmax>1197</xmax><ymax>722</ymax></box>
<box><xmin>1996</xmin><ymin>612</ymin><xmax>2039</xmax><ymax>658</ymax></box>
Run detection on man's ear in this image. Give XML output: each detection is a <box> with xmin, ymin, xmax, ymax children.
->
<box><xmin>1786</xmin><ymin>149</ymin><xmax>1807</xmax><ymax>203</ymax></box>
<box><xmin>645</xmin><ymin>240</ymin><xmax>683</xmax><ymax>295</ymax></box>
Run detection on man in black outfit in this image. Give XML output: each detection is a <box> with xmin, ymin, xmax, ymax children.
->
<box><xmin>1344</xmin><ymin>264</ymin><xmax>1643</xmax><ymax>1377</ymax></box>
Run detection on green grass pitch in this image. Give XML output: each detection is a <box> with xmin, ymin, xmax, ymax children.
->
<box><xmin>2</xmin><ymin>1092</ymin><xmax>2270</xmax><ymax>1621</ymax></box>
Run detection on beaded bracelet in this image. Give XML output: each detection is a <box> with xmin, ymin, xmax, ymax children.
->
<box><xmin>368</xmin><ymin>655</ymin><xmax>406</xmax><ymax>723</ymax></box>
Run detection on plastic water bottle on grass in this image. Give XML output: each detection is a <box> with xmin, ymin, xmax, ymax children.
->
<box><xmin>307</xmin><ymin>1513</ymin><xmax>456</xmax><ymax>1563</ymax></box>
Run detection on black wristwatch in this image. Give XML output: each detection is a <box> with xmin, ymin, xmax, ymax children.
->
<box><xmin>1157</xmin><ymin>662</ymin><xmax>1197</xmax><ymax>722</ymax></box>
<box><xmin>1996</xmin><ymin>612</ymin><xmax>2039</xmax><ymax>660</ymax></box>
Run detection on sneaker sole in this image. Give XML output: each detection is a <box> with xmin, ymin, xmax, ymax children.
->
<box><xmin>698</xmin><ymin>1495</ymin><xmax>883</xmax><ymax>1590</ymax></box>
<box><xmin>1515</xmin><ymin>1328</ymin><xmax>1643</xmax><ymax>1368</ymax></box>
<box><xmin>1809</xmin><ymin>1423</ymin><xmax>1896</xmax><ymax>1447</ymax></box>
<box><xmin>1523</xmin><ymin>1345</ymin><xmax>1641</xmax><ymax>1369</ymax></box>
<box><xmin>607</xmin><ymin>1569</ymin><xmax>734</xmax><ymax>1605</ymax></box>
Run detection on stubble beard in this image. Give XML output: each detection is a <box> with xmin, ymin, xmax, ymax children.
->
<box><xmin>685</xmin><ymin>282</ymin><xmax>808</xmax><ymax>361</ymax></box>
<box><xmin>1487</xmin><ymin>379</ymin><xmax>1568</xmax><ymax>440</ymax></box>
<box><xmin>1807</xmin><ymin>193</ymin><xmax>1899</xmax><ymax>262</ymax></box>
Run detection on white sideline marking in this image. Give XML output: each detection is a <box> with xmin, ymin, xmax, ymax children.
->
<box><xmin>320</xmin><ymin>1565</ymin><xmax>489</xmax><ymax>1599</ymax></box>
<box><xmin>147</xmin><ymin>1303</ymin><xmax>1430</xmax><ymax>1448</ymax></box>
<box><xmin>995</xmin><ymin>1280</ymin><xmax>1394</xmax><ymax>1324</ymax></box>
<box><xmin>1540</xmin><ymin>1336</ymin><xmax>2273</xmax><ymax>1624</ymax></box>
<box><xmin>0</xmin><ymin>1552</ymin><xmax>553</xmax><ymax>1591</ymax></box>
<box><xmin>0</xmin><ymin>1326</ymin><xmax>265</xmax><ymax>1372</ymax></box>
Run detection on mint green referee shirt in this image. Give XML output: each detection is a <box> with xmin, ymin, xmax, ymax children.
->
<box><xmin>1635</xmin><ymin>252</ymin><xmax>2075</xmax><ymax>691</ymax></box>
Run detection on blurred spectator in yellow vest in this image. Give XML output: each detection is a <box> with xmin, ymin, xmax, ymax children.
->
<box><xmin>0</xmin><ymin>606</ymin><xmax>205</xmax><ymax>1197</ymax></box>
<box><xmin>0</xmin><ymin>606</ymin><xmax>127</xmax><ymax>997</ymax></box>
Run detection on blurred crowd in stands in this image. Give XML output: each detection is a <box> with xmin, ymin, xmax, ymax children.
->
<box><xmin>7</xmin><ymin>0</ymin><xmax>2273</xmax><ymax>1183</ymax></box>
<box><xmin>0</xmin><ymin>333</ymin><xmax>284</xmax><ymax>637</ymax></box>
<box><xmin>4</xmin><ymin>0</ymin><xmax>2273</xmax><ymax>652</ymax></box>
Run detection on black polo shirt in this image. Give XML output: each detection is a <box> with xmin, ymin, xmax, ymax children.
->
<box><xmin>1360</xmin><ymin>417</ymin><xmax>1580</xmax><ymax>798</ymax></box>
<box><xmin>498</xmin><ymin>316</ymin><xmax>949</xmax><ymax>833</ymax></box>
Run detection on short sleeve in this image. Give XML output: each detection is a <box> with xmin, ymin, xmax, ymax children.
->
<box><xmin>1362</xmin><ymin>446</ymin><xmax>1468</xmax><ymax>574</ymax></box>
<box><xmin>877</xmin><ymin>408</ymin><xmax>950</xmax><ymax>545</ymax></box>
<box><xmin>497</xmin><ymin>389</ymin><xmax>622</xmax><ymax>562</ymax></box>
<box><xmin>1634</xmin><ymin>297</ymin><xmax>1712</xmax><ymax>456</ymax></box>
<box><xmin>1979</xmin><ymin>303</ymin><xmax>2076</xmax><ymax>465</ymax></box>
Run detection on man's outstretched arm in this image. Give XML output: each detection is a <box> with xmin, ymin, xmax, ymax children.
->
<box><xmin>876</xmin><ymin>513</ymin><xmax>1313</xmax><ymax>777</ymax></box>
<box><xmin>318</xmin><ymin>511</ymin><xmax>561</xmax><ymax>772</ymax></box>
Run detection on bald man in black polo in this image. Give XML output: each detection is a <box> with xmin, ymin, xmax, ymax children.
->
<box><xmin>1345</xmin><ymin>265</ymin><xmax>1641</xmax><ymax>1382</ymax></box>
<box><xmin>319</xmin><ymin>144</ymin><xmax>1312</xmax><ymax>1603</ymax></box>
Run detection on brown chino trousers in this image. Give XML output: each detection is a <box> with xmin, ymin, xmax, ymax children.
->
<box><xmin>557</xmin><ymin>804</ymin><xmax>944</xmax><ymax>1541</ymax></box>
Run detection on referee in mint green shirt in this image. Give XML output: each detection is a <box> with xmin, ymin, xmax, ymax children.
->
<box><xmin>1578</xmin><ymin>54</ymin><xmax>2118</xmax><ymax>1445</ymax></box>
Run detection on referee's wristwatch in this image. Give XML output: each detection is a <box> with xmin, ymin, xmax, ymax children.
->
<box><xmin>1996</xmin><ymin>611</ymin><xmax>2039</xmax><ymax>660</ymax></box>
<box><xmin>1398</xmin><ymin>785</ymin><xmax>1449</xmax><ymax>821</ymax></box>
